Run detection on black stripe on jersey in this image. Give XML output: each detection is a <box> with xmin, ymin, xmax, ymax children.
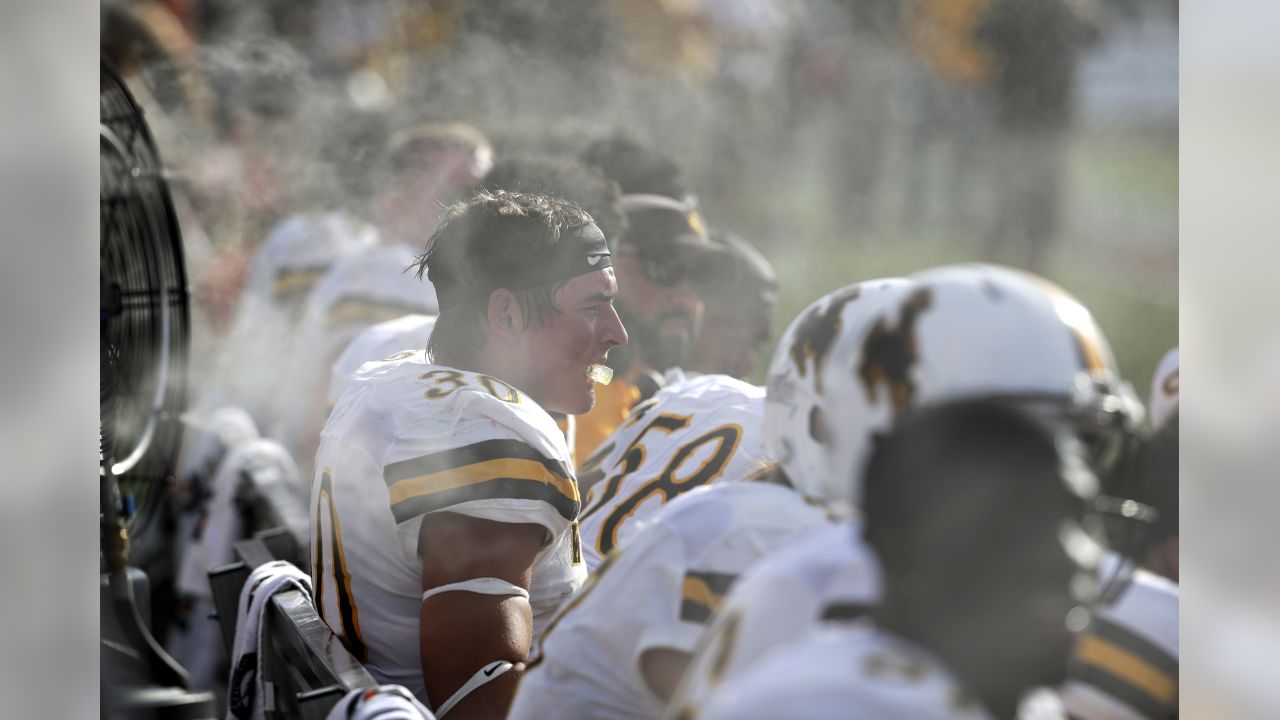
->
<box><xmin>315</xmin><ymin>470</ymin><xmax>369</xmax><ymax>662</ymax></box>
<box><xmin>1067</xmin><ymin>660</ymin><xmax>1174</xmax><ymax>720</ymax></box>
<box><xmin>384</xmin><ymin>439</ymin><xmax>574</xmax><ymax>487</ymax></box>
<box><xmin>820</xmin><ymin>602</ymin><xmax>871</xmax><ymax>622</ymax></box>
<box><xmin>390</xmin><ymin>476</ymin><xmax>580</xmax><ymax>524</ymax></box>
<box><xmin>679</xmin><ymin>570</ymin><xmax>738</xmax><ymax>624</ymax></box>
<box><xmin>1088</xmin><ymin>615</ymin><xmax>1179</xmax><ymax>677</ymax></box>
<box><xmin>1066</xmin><ymin>616</ymin><xmax>1177</xmax><ymax>718</ymax></box>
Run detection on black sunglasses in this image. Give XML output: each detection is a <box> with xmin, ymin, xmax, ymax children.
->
<box><xmin>628</xmin><ymin>252</ymin><xmax>726</xmax><ymax>288</ymax></box>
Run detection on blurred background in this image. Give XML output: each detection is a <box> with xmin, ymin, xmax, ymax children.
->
<box><xmin>102</xmin><ymin>0</ymin><xmax>1177</xmax><ymax>395</ymax></box>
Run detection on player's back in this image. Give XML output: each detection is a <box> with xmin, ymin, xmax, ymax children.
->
<box><xmin>312</xmin><ymin>350</ymin><xmax>584</xmax><ymax>702</ymax></box>
<box><xmin>245</xmin><ymin>211</ymin><xmax>380</xmax><ymax>307</ymax></box>
<box><xmin>291</xmin><ymin>243</ymin><xmax>439</xmax><ymax>377</ymax></box>
<box><xmin>327</xmin><ymin>313</ymin><xmax>437</xmax><ymax>408</ymax></box>
<box><xmin>509</xmin><ymin>481</ymin><xmax>827</xmax><ymax>720</ymax></box>
<box><xmin>306</xmin><ymin>243</ymin><xmax>439</xmax><ymax>329</ymax></box>
<box><xmin>576</xmin><ymin>373</ymin><xmax>768</xmax><ymax>570</ymax></box>
<box><xmin>691</xmin><ymin>625</ymin><xmax>994</xmax><ymax>720</ymax></box>
<box><xmin>216</xmin><ymin>211</ymin><xmax>378</xmax><ymax>419</ymax></box>
<box><xmin>668</xmin><ymin>519</ymin><xmax>884</xmax><ymax>717</ymax></box>
<box><xmin>273</xmin><ymin>243</ymin><xmax>438</xmax><ymax>466</ymax></box>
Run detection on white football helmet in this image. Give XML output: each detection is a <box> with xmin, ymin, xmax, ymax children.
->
<box><xmin>763</xmin><ymin>277</ymin><xmax>917</xmax><ymax>506</ymax></box>
<box><xmin>765</xmin><ymin>265</ymin><xmax>1144</xmax><ymax>512</ymax></box>
<box><xmin>843</xmin><ymin>264</ymin><xmax>1144</xmax><ymax>504</ymax></box>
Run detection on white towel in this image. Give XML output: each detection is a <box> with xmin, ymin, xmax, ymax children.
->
<box><xmin>179</xmin><ymin>438</ymin><xmax>300</xmax><ymax>599</ymax></box>
<box><xmin>175</xmin><ymin>407</ymin><xmax>262</xmax><ymax>599</ymax></box>
<box><xmin>325</xmin><ymin>685</ymin><xmax>436</xmax><ymax>720</ymax></box>
<box><xmin>228</xmin><ymin>560</ymin><xmax>313</xmax><ymax>720</ymax></box>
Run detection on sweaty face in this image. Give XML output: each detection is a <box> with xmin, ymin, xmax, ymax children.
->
<box><xmin>614</xmin><ymin>252</ymin><xmax>704</xmax><ymax>372</ymax></box>
<box><xmin>521</xmin><ymin>267</ymin><xmax>628</xmax><ymax>415</ymax></box>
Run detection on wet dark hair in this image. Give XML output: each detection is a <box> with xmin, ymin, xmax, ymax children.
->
<box><xmin>411</xmin><ymin>189</ymin><xmax>595</xmax><ymax>368</ymax></box>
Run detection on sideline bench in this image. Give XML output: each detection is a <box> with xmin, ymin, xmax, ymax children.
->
<box><xmin>209</xmin><ymin>464</ymin><xmax>376</xmax><ymax>720</ymax></box>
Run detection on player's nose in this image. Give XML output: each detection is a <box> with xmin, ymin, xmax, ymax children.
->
<box><xmin>601</xmin><ymin>303</ymin><xmax>628</xmax><ymax>350</ymax></box>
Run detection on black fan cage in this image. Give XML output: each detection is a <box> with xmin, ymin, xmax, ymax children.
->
<box><xmin>101</xmin><ymin>59</ymin><xmax>190</xmax><ymax>530</ymax></box>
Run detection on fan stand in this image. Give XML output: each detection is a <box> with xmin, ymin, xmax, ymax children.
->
<box><xmin>102</xmin><ymin>439</ymin><xmax>216</xmax><ymax>719</ymax></box>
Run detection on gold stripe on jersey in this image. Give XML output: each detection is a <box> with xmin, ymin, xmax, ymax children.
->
<box><xmin>273</xmin><ymin>265</ymin><xmax>329</xmax><ymax>299</ymax></box>
<box><xmin>679</xmin><ymin>570</ymin><xmax>737</xmax><ymax>624</ymax></box>
<box><xmin>1073</xmin><ymin>633</ymin><xmax>1177</xmax><ymax>706</ymax></box>
<box><xmin>388</xmin><ymin>457</ymin><xmax>576</xmax><ymax>504</ymax></box>
<box><xmin>327</xmin><ymin>297</ymin><xmax>430</xmax><ymax>327</ymax></box>
<box><xmin>314</xmin><ymin>469</ymin><xmax>369</xmax><ymax>661</ymax></box>
<box><xmin>384</xmin><ymin>439</ymin><xmax>579</xmax><ymax>523</ymax></box>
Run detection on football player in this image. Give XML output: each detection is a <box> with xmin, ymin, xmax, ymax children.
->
<box><xmin>475</xmin><ymin>151</ymin><xmax>634</xmax><ymax>467</ymax></box>
<box><xmin>668</xmin><ymin>265</ymin><xmax>1145</xmax><ymax>718</ymax></box>
<box><xmin>214</xmin><ymin>211</ymin><xmax>378</xmax><ymax>422</ymax></box>
<box><xmin>574</xmin><ymin>373</ymin><xmax>772</xmax><ymax>571</ymax></box>
<box><xmin>694</xmin><ymin>400</ymin><xmax>1099</xmax><ymax>719</ymax></box>
<box><xmin>311</xmin><ymin>191</ymin><xmax>627</xmax><ymax>716</ymax></box>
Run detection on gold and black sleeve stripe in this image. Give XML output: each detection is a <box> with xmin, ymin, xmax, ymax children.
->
<box><xmin>384</xmin><ymin>438</ymin><xmax>580</xmax><ymax>524</ymax></box>
<box><xmin>327</xmin><ymin>296</ymin><xmax>432</xmax><ymax>327</ymax></box>
<box><xmin>1067</xmin><ymin>616</ymin><xmax>1178</xmax><ymax>719</ymax></box>
<box><xmin>273</xmin><ymin>265</ymin><xmax>329</xmax><ymax>300</ymax></box>
<box><xmin>680</xmin><ymin>570</ymin><xmax>737</xmax><ymax>624</ymax></box>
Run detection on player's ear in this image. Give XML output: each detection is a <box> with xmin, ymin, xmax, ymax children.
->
<box><xmin>486</xmin><ymin>288</ymin><xmax>524</xmax><ymax>345</ymax></box>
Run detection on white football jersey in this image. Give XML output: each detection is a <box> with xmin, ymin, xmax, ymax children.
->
<box><xmin>246</xmin><ymin>211</ymin><xmax>381</xmax><ymax>307</ymax></box>
<box><xmin>576</xmin><ymin>374</ymin><xmax>769</xmax><ymax>571</ymax></box>
<box><xmin>311</xmin><ymin>351</ymin><xmax>585</xmax><ymax>704</ymax></box>
<box><xmin>1059</xmin><ymin>568</ymin><xmax>1178</xmax><ymax>720</ymax></box>
<box><xmin>273</xmin><ymin>243</ymin><xmax>438</xmax><ymax>465</ymax></box>
<box><xmin>668</xmin><ymin>520</ymin><xmax>883</xmax><ymax>718</ymax></box>
<box><xmin>508</xmin><ymin>482</ymin><xmax>827</xmax><ymax>720</ymax></box>
<box><xmin>689</xmin><ymin>625</ymin><xmax>994</xmax><ymax>720</ymax></box>
<box><xmin>217</xmin><ymin>211</ymin><xmax>378</xmax><ymax>420</ymax></box>
<box><xmin>327</xmin><ymin>313</ymin><xmax>437</xmax><ymax>407</ymax></box>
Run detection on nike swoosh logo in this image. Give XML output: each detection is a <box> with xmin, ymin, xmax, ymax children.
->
<box><xmin>483</xmin><ymin>663</ymin><xmax>502</xmax><ymax>677</ymax></box>
<box><xmin>587</xmin><ymin>254</ymin><xmax>605</xmax><ymax>266</ymax></box>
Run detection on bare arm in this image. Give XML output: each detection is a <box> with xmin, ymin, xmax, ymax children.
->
<box><xmin>419</xmin><ymin>512</ymin><xmax>546</xmax><ymax>719</ymax></box>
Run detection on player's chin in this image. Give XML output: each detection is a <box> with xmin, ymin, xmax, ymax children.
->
<box><xmin>578</xmin><ymin>383</ymin><xmax>598</xmax><ymax>415</ymax></box>
<box><xmin>558</xmin><ymin>380</ymin><xmax>596</xmax><ymax>416</ymax></box>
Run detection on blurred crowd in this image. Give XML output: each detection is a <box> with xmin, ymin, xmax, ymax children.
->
<box><xmin>102</xmin><ymin>1</ymin><xmax>1181</xmax><ymax>719</ymax></box>
<box><xmin>106</xmin><ymin>0</ymin><xmax>1176</xmax><ymax>346</ymax></box>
